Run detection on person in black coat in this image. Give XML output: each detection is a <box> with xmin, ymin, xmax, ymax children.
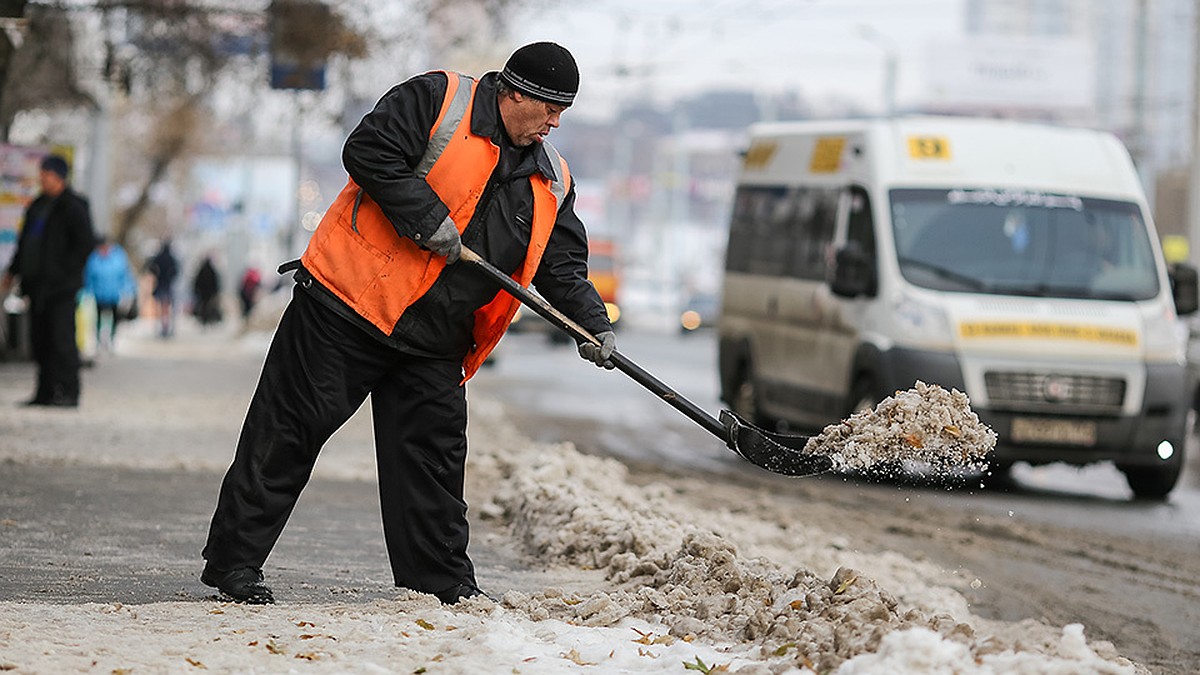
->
<box><xmin>191</xmin><ymin>255</ymin><xmax>222</xmax><ymax>327</ymax></box>
<box><xmin>0</xmin><ymin>154</ymin><xmax>95</xmax><ymax>407</ymax></box>
<box><xmin>147</xmin><ymin>239</ymin><xmax>179</xmax><ymax>338</ymax></box>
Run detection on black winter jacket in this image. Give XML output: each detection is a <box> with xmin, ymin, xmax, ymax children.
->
<box><xmin>9</xmin><ymin>187</ymin><xmax>95</xmax><ymax>302</ymax></box>
<box><xmin>302</xmin><ymin>71</ymin><xmax>612</xmax><ymax>360</ymax></box>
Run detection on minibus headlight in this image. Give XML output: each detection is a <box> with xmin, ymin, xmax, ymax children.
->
<box><xmin>1142</xmin><ymin>307</ymin><xmax>1186</xmax><ymax>363</ymax></box>
<box><xmin>893</xmin><ymin>292</ymin><xmax>954</xmax><ymax>349</ymax></box>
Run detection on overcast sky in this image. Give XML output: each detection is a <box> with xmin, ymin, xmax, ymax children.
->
<box><xmin>512</xmin><ymin>0</ymin><xmax>965</xmax><ymax>118</ymax></box>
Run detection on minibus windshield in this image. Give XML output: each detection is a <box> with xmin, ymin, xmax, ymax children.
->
<box><xmin>890</xmin><ymin>188</ymin><xmax>1160</xmax><ymax>301</ymax></box>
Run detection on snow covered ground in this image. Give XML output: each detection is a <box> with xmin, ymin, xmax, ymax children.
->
<box><xmin>0</xmin><ymin>323</ymin><xmax>1145</xmax><ymax>673</ymax></box>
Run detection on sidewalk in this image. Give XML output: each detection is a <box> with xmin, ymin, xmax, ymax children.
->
<box><xmin>0</xmin><ymin>316</ymin><xmax>549</xmax><ymax>605</ymax></box>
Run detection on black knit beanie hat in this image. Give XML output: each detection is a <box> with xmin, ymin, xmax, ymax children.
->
<box><xmin>40</xmin><ymin>154</ymin><xmax>69</xmax><ymax>179</ymax></box>
<box><xmin>499</xmin><ymin>42</ymin><xmax>579</xmax><ymax>106</ymax></box>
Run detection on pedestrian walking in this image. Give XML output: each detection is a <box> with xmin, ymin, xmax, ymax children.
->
<box><xmin>191</xmin><ymin>254</ymin><xmax>222</xmax><ymax>328</ymax></box>
<box><xmin>201</xmin><ymin>42</ymin><xmax>616</xmax><ymax>605</ymax></box>
<box><xmin>236</xmin><ymin>266</ymin><xmax>261</xmax><ymax>328</ymax></box>
<box><xmin>0</xmin><ymin>154</ymin><xmax>95</xmax><ymax>407</ymax></box>
<box><xmin>84</xmin><ymin>236</ymin><xmax>137</xmax><ymax>351</ymax></box>
<box><xmin>146</xmin><ymin>239</ymin><xmax>179</xmax><ymax>338</ymax></box>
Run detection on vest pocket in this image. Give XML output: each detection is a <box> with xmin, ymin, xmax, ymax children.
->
<box><xmin>313</xmin><ymin>203</ymin><xmax>392</xmax><ymax>306</ymax></box>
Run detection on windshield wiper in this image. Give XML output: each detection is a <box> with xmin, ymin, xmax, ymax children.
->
<box><xmin>984</xmin><ymin>284</ymin><xmax>1049</xmax><ymax>297</ymax></box>
<box><xmin>1037</xmin><ymin>285</ymin><xmax>1142</xmax><ymax>301</ymax></box>
<box><xmin>897</xmin><ymin>256</ymin><xmax>989</xmax><ymax>291</ymax></box>
<box><xmin>979</xmin><ymin>282</ymin><xmax>1142</xmax><ymax>301</ymax></box>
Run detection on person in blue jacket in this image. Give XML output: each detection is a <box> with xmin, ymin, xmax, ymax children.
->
<box><xmin>84</xmin><ymin>236</ymin><xmax>137</xmax><ymax>351</ymax></box>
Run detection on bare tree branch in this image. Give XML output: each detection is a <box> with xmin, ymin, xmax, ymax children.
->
<box><xmin>0</xmin><ymin>5</ymin><xmax>95</xmax><ymax>140</ymax></box>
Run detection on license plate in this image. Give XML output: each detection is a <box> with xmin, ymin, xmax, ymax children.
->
<box><xmin>1010</xmin><ymin>418</ymin><xmax>1097</xmax><ymax>446</ymax></box>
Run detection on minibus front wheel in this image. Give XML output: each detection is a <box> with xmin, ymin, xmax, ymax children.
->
<box><xmin>846</xmin><ymin>375</ymin><xmax>879</xmax><ymax>417</ymax></box>
<box><xmin>731</xmin><ymin>361</ymin><xmax>774</xmax><ymax>430</ymax></box>
<box><xmin>1121</xmin><ymin>460</ymin><xmax>1181</xmax><ymax>501</ymax></box>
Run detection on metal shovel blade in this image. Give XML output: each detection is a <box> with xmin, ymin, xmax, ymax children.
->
<box><xmin>720</xmin><ymin>410</ymin><xmax>833</xmax><ymax>477</ymax></box>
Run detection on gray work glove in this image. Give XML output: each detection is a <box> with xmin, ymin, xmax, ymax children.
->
<box><xmin>578</xmin><ymin>330</ymin><xmax>616</xmax><ymax>369</ymax></box>
<box><xmin>424</xmin><ymin>215</ymin><xmax>461</xmax><ymax>264</ymax></box>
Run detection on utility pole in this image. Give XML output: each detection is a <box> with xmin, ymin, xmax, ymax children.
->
<box><xmin>87</xmin><ymin>2</ymin><xmax>117</xmax><ymax>238</ymax></box>
<box><xmin>859</xmin><ymin>24</ymin><xmax>897</xmax><ymax>118</ymax></box>
<box><xmin>1188</xmin><ymin>0</ymin><xmax>1200</xmax><ymax>266</ymax></box>
<box><xmin>1131</xmin><ymin>0</ymin><xmax>1149</xmax><ymax>177</ymax></box>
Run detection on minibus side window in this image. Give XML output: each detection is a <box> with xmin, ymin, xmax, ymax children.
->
<box><xmin>786</xmin><ymin>187</ymin><xmax>840</xmax><ymax>280</ymax></box>
<box><xmin>725</xmin><ymin>186</ymin><xmax>793</xmax><ymax>277</ymax></box>
<box><xmin>844</xmin><ymin>185</ymin><xmax>878</xmax><ymax>295</ymax></box>
<box><xmin>726</xmin><ymin>186</ymin><xmax>839</xmax><ymax>280</ymax></box>
<box><xmin>846</xmin><ymin>186</ymin><xmax>876</xmax><ymax>261</ymax></box>
<box><xmin>756</xmin><ymin>188</ymin><xmax>795</xmax><ymax>275</ymax></box>
<box><xmin>725</xmin><ymin>187</ymin><xmax>764</xmax><ymax>274</ymax></box>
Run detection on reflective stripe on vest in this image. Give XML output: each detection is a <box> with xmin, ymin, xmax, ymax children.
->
<box><xmin>300</xmin><ymin>71</ymin><xmax>570</xmax><ymax>381</ymax></box>
<box><xmin>416</xmin><ymin>73</ymin><xmax>474</xmax><ymax>178</ymax></box>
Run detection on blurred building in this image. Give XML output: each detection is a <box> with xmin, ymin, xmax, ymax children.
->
<box><xmin>926</xmin><ymin>0</ymin><xmax>1198</xmax><ymax>241</ymax></box>
<box><xmin>926</xmin><ymin>0</ymin><xmax>1095</xmax><ymax>122</ymax></box>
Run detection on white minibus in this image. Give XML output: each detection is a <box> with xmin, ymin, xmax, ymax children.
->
<box><xmin>718</xmin><ymin>116</ymin><xmax>1199</xmax><ymax>499</ymax></box>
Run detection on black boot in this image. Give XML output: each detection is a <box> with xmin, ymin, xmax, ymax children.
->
<box><xmin>20</xmin><ymin>386</ymin><xmax>50</xmax><ymax>406</ymax></box>
<box><xmin>201</xmin><ymin>565</ymin><xmax>275</xmax><ymax>604</ymax></box>
<box><xmin>46</xmin><ymin>391</ymin><xmax>78</xmax><ymax>407</ymax></box>
<box><xmin>434</xmin><ymin>581</ymin><xmax>495</xmax><ymax>605</ymax></box>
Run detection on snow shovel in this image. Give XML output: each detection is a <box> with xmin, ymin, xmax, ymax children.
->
<box><xmin>461</xmin><ymin>245</ymin><xmax>833</xmax><ymax>477</ymax></box>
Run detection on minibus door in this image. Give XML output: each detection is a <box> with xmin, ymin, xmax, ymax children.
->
<box><xmin>823</xmin><ymin>185</ymin><xmax>878</xmax><ymax>416</ymax></box>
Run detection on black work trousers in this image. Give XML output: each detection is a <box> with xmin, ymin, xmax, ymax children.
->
<box><xmin>29</xmin><ymin>292</ymin><xmax>81</xmax><ymax>402</ymax></box>
<box><xmin>202</xmin><ymin>287</ymin><xmax>475</xmax><ymax>596</ymax></box>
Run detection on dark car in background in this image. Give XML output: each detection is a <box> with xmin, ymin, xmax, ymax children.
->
<box><xmin>679</xmin><ymin>293</ymin><xmax>719</xmax><ymax>334</ymax></box>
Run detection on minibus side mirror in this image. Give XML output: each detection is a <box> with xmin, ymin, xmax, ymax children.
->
<box><xmin>831</xmin><ymin>242</ymin><xmax>876</xmax><ymax>298</ymax></box>
<box><xmin>1169</xmin><ymin>263</ymin><xmax>1199</xmax><ymax>316</ymax></box>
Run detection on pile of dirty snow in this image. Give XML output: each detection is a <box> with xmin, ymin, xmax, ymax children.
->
<box><xmin>805</xmin><ymin>381</ymin><xmax>997</xmax><ymax>474</ymax></box>
<box><xmin>463</xmin><ymin>399</ymin><xmax>1136</xmax><ymax>673</ymax></box>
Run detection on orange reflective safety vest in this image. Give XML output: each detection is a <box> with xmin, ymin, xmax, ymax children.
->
<box><xmin>301</xmin><ymin>72</ymin><xmax>571</xmax><ymax>381</ymax></box>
